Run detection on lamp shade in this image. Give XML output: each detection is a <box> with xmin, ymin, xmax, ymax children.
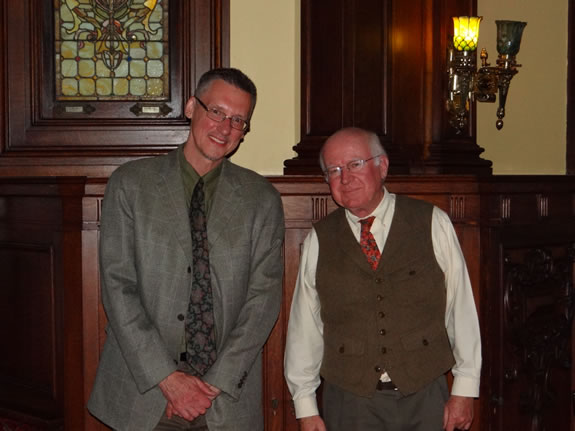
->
<box><xmin>495</xmin><ymin>20</ymin><xmax>527</xmax><ymax>56</ymax></box>
<box><xmin>453</xmin><ymin>16</ymin><xmax>482</xmax><ymax>51</ymax></box>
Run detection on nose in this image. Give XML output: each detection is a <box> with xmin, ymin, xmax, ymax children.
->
<box><xmin>217</xmin><ymin>117</ymin><xmax>233</xmax><ymax>135</ymax></box>
<box><xmin>339</xmin><ymin>168</ymin><xmax>351</xmax><ymax>184</ymax></box>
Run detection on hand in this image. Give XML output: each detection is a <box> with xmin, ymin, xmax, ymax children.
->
<box><xmin>159</xmin><ymin>371</ymin><xmax>219</xmax><ymax>421</ymax></box>
<box><xmin>443</xmin><ymin>395</ymin><xmax>474</xmax><ymax>431</ymax></box>
<box><xmin>298</xmin><ymin>415</ymin><xmax>327</xmax><ymax>431</ymax></box>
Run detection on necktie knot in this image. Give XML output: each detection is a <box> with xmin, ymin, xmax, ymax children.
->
<box><xmin>360</xmin><ymin>216</ymin><xmax>376</xmax><ymax>232</ymax></box>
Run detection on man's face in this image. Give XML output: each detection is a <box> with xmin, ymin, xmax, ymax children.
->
<box><xmin>185</xmin><ymin>79</ymin><xmax>252</xmax><ymax>173</ymax></box>
<box><xmin>322</xmin><ymin>132</ymin><xmax>389</xmax><ymax>218</ymax></box>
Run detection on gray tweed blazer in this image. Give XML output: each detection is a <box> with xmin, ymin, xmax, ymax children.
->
<box><xmin>88</xmin><ymin>148</ymin><xmax>285</xmax><ymax>431</ymax></box>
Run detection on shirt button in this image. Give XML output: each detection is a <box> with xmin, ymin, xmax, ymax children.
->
<box><xmin>374</xmin><ymin>366</ymin><xmax>382</xmax><ymax>373</ymax></box>
<box><xmin>379</xmin><ymin>329</ymin><xmax>386</xmax><ymax>336</ymax></box>
<box><xmin>177</xmin><ymin>314</ymin><xmax>185</xmax><ymax>321</ymax></box>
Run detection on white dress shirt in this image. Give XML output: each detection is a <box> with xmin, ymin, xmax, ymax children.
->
<box><xmin>284</xmin><ymin>189</ymin><xmax>482</xmax><ymax>419</ymax></box>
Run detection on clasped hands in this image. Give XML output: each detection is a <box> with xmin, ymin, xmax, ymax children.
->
<box><xmin>159</xmin><ymin>371</ymin><xmax>221</xmax><ymax>422</ymax></box>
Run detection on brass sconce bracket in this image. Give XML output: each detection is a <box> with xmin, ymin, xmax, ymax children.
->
<box><xmin>475</xmin><ymin>52</ymin><xmax>521</xmax><ymax>130</ymax></box>
<box><xmin>446</xmin><ymin>18</ymin><xmax>527</xmax><ymax>133</ymax></box>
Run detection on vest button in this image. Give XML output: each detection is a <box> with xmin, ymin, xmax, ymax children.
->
<box><xmin>374</xmin><ymin>366</ymin><xmax>382</xmax><ymax>373</ymax></box>
<box><xmin>381</xmin><ymin>347</ymin><xmax>387</xmax><ymax>354</ymax></box>
<box><xmin>177</xmin><ymin>314</ymin><xmax>185</xmax><ymax>321</ymax></box>
<box><xmin>378</xmin><ymin>311</ymin><xmax>385</xmax><ymax>318</ymax></box>
<box><xmin>379</xmin><ymin>329</ymin><xmax>386</xmax><ymax>336</ymax></box>
<box><xmin>422</xmin><ymin>338</ymin><xmax>429</xmax><ymax>346</ymax></box>
<box><xmin>339</xmin><ymin>345</ymin><xmax>345</xmax><ymax>353</ymax></box>
<box><xmin>376</xmin><ymin>295</ymin><xmax>383</xmax><ymax>301</ymax></box>
<box><xmin>375</xmin><ymin>277</ymin><xmax>382</xmax><ymax>283</ymax></box>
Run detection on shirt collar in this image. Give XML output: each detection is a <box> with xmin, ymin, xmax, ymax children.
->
<box><xmin>345</xmin><ymin>187</ymin><xmax>395</xmax><ymax>227</ymax></box>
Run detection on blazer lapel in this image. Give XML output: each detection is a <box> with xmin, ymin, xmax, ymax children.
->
<box><xmin>206</xmin><ymin>160</ymin><xmax>237</xmax><ymax>247</ymax></box>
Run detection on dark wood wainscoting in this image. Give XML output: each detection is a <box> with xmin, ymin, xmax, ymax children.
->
<box><xmin>0</xmin><ymin>175</ymin><xmax>574</xmax><ymax>431</ymax></box>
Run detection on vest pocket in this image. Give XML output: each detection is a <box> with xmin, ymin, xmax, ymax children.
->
<box><xmin>400</xmin><ymin>321</ymin><xmax>455</xmax><ymax>384</ymax></box>
<box><xmin>322</xmin><ymin>332</ymin><xmax>365</xmax><ymax>385</ymax></box>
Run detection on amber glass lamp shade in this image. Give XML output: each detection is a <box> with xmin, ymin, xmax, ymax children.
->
<box><xmin>453</xmin><ymin>16</ymin><xmax>482</xmax><ymax>51</ymax></box>
<box><xmin>495</xmin><ymin>20</ymin><xmax>527</xmax><ymax>56</ymax></box>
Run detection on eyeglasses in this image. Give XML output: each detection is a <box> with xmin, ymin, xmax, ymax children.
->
<box><xmin>195</xmin><ymin>97</ymin><xmax>249</xmax><ymax>132</ymax></box>
<box><xmin>323</xmin><ymin>155</ymin><xmax>383</xmax><ymax>182</ymax></box>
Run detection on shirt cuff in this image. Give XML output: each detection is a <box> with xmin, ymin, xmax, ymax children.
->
<box><xmin>451</xmin><ymin>375</ymin><xmax>480</xmax><ymax>398</ymax></box>
<box><xmin>293</xmin><ymin>394</ymin><xmax>320</xmax><ymax>419</ymax></box>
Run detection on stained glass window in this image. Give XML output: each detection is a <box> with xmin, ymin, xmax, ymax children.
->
<box><xmin>54</xmin><ymin>0</ymin><xmax>169</xmax><ymax>101</ymax></box>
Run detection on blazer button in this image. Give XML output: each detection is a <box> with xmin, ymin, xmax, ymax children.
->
<box><xmin>187</xmin><ymin>266</ymin><xmax>192</xmax><ymax>273</ymax></box>
<box><xmin>177</xmin><ymin>314</ymin><xmax>185</xmax><ymax>321</ymax></box>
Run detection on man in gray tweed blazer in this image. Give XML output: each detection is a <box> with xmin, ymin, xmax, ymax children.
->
<box><xmin>88</xmin><ymin>68</ymin><xmax>285</xmax><ymax>431</ymax></box>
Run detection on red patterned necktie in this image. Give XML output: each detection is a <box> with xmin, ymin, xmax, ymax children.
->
<box><xmin>360</xmin><ymin>216</ymin><xmax>381</xmax><ymax>270</ymax></box>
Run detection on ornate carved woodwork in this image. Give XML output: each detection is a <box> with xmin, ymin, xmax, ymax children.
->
<box><xmin>479</xmin><ymin>176</ymin><xmax>575</xmax><ymax>431</ymax></box>
<box><xmin>502</xmin><ymin>246</ymin><xmax>574</xmax><ymax>431</ymax></box>
<box><xmin>284</xmin><ymin>0</ymin><xmax>492</xmax><ymax>176</ymax></box>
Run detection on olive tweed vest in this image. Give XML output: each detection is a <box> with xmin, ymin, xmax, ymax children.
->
<box><xmin>314</xmin><ymin>195</ymin><xmax>455</xmax><ymax>397</ymax></box>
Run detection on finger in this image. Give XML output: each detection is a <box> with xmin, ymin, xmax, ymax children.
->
<box><xmin>165</xmin><ymin>402</ymin><xmax>174</xmax><ymax>419</ymax></box>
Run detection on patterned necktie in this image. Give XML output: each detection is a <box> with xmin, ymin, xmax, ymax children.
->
<box><xmin>185</xmin><ymin>178</ymin><xmax>217</xmax><ymax>375</ymax></box>
<box><xmin>360</xmin><ymin>216</ymin><xmax>381</xmax><ymax>270</ymax></box>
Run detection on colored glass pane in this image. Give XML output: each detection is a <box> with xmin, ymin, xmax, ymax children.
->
<box><xmin>55</xmin><ymin>0</ymin><xmax>169</xmax><ymax>101</ymax></box>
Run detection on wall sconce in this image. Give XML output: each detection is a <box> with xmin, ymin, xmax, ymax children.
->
<box><xmin>447</xmin><ymin>16</ymin><xmax>527</xmax><ymax>132</ymax></box>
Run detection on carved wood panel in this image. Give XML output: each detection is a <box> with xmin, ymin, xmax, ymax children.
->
<box><xmin>501</xmin><ymin>245</ymin><xmax>574</xmax><ymax>431</ymax></box>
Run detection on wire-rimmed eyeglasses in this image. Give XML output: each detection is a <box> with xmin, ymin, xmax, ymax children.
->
<box><xmin>323</xmin><ymin>155</ymin><xmax>383</xmax><ymax>182</ymax></box>
<box><xmin>195</xmin><ymin>97</ymin><xmax>249</xmax><ymax>132</ymax></box>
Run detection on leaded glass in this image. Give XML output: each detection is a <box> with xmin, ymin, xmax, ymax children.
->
<box><xmin>54</xmin><ymin>0</ymin><xmax>169</xmax><ymax>101</ymax></box>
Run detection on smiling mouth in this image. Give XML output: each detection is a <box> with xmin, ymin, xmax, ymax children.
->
<box><xmin>209</xmin><ymin>135</ymin><xmax>227</xmax><ymax>145</ymax></box>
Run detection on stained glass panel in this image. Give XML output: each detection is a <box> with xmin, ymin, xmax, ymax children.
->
<box><xmin>54</xmin><ymin>0</ymin><xmax>169</xmax><ymax>101</ymax></box>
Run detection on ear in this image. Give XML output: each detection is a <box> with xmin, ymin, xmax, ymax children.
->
<box><xmin>184</xmin><ymin>97</ymin><xmax>196</xmax><ymax>119</ymax></box>
<box><xmin>378</xmin><ymin>155</ymin><xmax>390</xmax><ymax>181</ymax></box>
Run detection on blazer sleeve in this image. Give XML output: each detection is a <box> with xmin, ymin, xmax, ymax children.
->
<box><xmin>203</xmin><ymin>187</ymin><xmax>285</xmax><ymax>400</ymax></box>
<box><xmin>99</xmin><ymin>168</ymin><xmax>176</xmax><ymax>394</ymax></box>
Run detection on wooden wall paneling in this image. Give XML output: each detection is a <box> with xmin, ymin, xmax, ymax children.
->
<box><xmin>0</xmin><ymin>0</ymin><xmax>229</xmax><ymax>178</ymax></box>
<box><xmin>5</xmin><ymin>175</ymin><xmax>574</xmax><ymax>430</ymax></box>
<box><xmin>0</xmin><ymin>178</ymin><xmax>86</xmax><ymax>430</ymax></box>
<box><xmin>568</xmin><ymin>0</ymin><xmax>575</xmax><ymax>175</ymax></box>
<box><xmin>81</xmin><ymin>180</ymin><xmax>109</xmax><ymax>431</ymax></box>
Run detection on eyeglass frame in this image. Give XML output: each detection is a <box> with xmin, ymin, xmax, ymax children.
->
<box><xmin>194</xmin><ymin>96</ymin><xmax>250</xmax><ymax>132</ymax></box>
<box><xmin>323</xmin><ymin>154</ymin><xmax>384</xmax><ymax>182</ymax></box>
